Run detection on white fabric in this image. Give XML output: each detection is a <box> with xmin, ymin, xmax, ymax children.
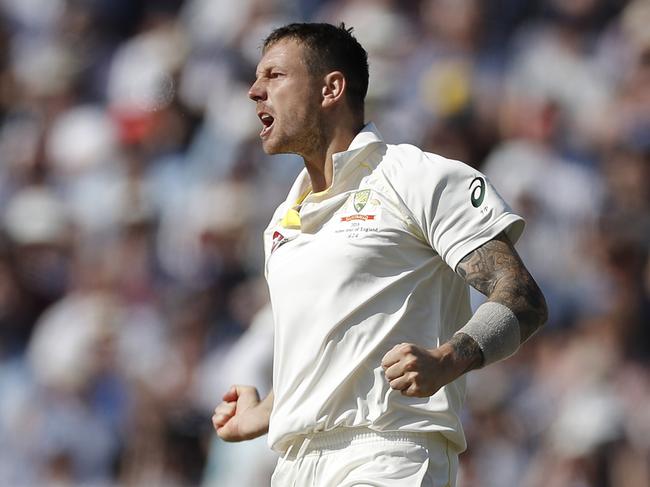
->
<box><xmin>263</xmin><ymin>123</ymin><xmax>524</xmax><ymax>454</ymax></box>
<box><xmin>271</xmin><ymin>427</ymin><xmax>457</xmax><ymax>487</ymax></box>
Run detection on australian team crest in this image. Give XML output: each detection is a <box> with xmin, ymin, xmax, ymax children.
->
<box><xmin>353</xmin><ymin>189</ymin><xmax>370</xmax><ymax>212</ymax></box>
<box><xmin>338</xmin><ymin>189</ymin><xmax>381</xmax><ymax>226</ymax></box>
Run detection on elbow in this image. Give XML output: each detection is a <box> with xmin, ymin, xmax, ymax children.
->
<box><xmin>528</xmin><ymin>284</ymin><xmax>548</xmax><ymax>337</ymax></box>
<box><xmin>511</xmin><ymin>281</ymin><xmax>548</xmax><ymax>343</ymax></box>
<box><xmin>537</xmin><ymin>292</ymin><xmax>549</xmax><ymax>330</ymax></box>
<box><xmin>533</xmin><ymin>277</ymin><xmax>548</xmax><ymax>325</ymax></box>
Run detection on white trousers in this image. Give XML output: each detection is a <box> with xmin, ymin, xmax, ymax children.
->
<box><xmin>271</xmin><ymin>427</ymin><xmax>458</xmax><ymax>487</ymax></box>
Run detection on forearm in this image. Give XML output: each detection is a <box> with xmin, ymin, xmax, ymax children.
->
<box><xmin>453</xmin><ymin>233</ymin><xmax>548</xmax><ymax>367</ymax></box>
<box><xmin>443</xmin><ymin>332</ymin><xmax>485</xmax><ymax>372</ymax></box>
<box><xmin>448</xmin><ymin>293</ymin><xmax>545</xmax><ymax>370</ymax></box>
<box><xmin>457</xmin><ymin>233</ymin><xmax>547</xmax><ymax>338</ymax></box>
<box><xmin>404</xmin><ymin>306</ymin><xmax>528</xmax><ymax>383</ymax></box>
<box><xmin>488</xmin><ymin>274</ymin><xmax>547</xmax><ymax>343</ymax></box>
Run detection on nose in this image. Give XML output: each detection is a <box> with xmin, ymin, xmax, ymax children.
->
<box><xmin>248</xmin><ymin>79</ymin><xmax>266</xmax><ymax>102</ymax></box>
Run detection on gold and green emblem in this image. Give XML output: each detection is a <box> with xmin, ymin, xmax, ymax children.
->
<box><xmin>353</xmin><ymin>190</ymin><xmax>370</xmax><ymax>212</ymax></box>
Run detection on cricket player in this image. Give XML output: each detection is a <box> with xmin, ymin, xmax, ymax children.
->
<box><xmin>212</xmin><ymin>23</ymin><xmax>547</xmax><ymax>486</ymax></box>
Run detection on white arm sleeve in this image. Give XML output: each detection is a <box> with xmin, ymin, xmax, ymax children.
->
<box><xmin>388</xmin><ymin>148</ymin><xmax>525</xmax><ymax>271</ymax></box>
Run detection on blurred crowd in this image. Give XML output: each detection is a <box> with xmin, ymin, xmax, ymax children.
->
<box><xmin>0</xmin><ymin>0</ymin><xmax>647</xmax><ymax>485</ymax></box>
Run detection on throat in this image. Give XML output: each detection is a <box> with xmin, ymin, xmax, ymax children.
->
<box><xmin>303</xmin><ymin>158</ymin><xmax>333</xmax><ymax>193</ymax></box>
<box><xmin>299</xmin><ymin>120</ymin><xmax>355</xmax><ymax>193</ymax></box>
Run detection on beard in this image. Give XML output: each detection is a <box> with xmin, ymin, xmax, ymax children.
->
<box><xmin>263</xmin><ymin>99</ymin><xmax>327</xmax><ymax>159</ymax></box>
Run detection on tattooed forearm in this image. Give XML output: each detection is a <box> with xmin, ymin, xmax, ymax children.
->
<box><xmin>448</xmin><ymin>332</ymin><xmax>485</xmax><ymax>373</ymax></box>
<box><xmin>456</xmin><ymin>233</ymin><xmax>548</xmax><ymax>342</ymax></box>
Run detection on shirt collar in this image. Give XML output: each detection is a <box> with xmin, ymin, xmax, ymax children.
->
<box><xmin>334</xmin><ymin>122</ymin><xmax>383</xmax><ymax>163</ymax></box>
<box><xmin>283</xmin><ymin>122</ymin><xmax>384</xmax><ymax>205</ymax></box>
<box><xmin>347</xmin><ymin>122</ymin><xmax>383</xmax><ymax>151</ymax></box>
<box><xmin>329</xmin><ymin>122</ymin><xmax>383</xmax><ymax>187</ymax></box>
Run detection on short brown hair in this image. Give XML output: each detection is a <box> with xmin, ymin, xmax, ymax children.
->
<box><xmin>263</xmin><ymin>23</ymin><xmax>369</xmax><ymax>116</ymax></box>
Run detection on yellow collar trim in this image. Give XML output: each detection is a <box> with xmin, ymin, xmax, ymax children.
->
<box><xmin>280</xmin><ymin>188</ymin><xmax>311</xmax><ymax>229</ymax></box>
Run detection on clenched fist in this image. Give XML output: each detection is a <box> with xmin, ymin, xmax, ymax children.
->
<box><xmin>381</xmin><ymin>342</ymin><xmax>459</xmax><ymax>397</ymax></box>
<box><xmin>212</xmin><ymin>385</ymin><xmax>273</xmax><ymax>442</ymax></box>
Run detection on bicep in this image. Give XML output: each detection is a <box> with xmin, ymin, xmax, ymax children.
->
<box><xmin>455</xmin><ymin>232</ymin><xmax>524</xmax><ymax>297</ymax></box>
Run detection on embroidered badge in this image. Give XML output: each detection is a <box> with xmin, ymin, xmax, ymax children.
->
<box><xmin>334</xmin><ymin>190</ymin><xmax>381</xmax><ymax>237</ymax></box>
<box><xmin>353</xmin><ymin>189</ymin><xmax>371</xmax><ymax>212</ymax></box>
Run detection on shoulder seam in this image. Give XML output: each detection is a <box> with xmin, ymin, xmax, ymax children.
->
<box><xmin>377</xmin><ymin>149</ymin><xmax>430</xmax><ymax>245</ymax></box>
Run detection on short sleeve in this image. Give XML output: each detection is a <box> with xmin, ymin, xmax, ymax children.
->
<box><xmin>390</xmin><ymin>148</ymin><xmax>525</xmax><ymax>272</ymax></box>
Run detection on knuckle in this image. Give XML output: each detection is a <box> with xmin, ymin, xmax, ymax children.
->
<box><xmin>409</xmin><ymin>374</ymin><xmax>423</xmax><ymax>388</ymax></box>
<box><xmin>403</xmin><ymin>358</ymin><xmax>418</xmax><ymax>371</ymax></box>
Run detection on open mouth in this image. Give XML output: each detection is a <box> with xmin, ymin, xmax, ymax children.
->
<box><xmin>259</xmin><ymin>112</ymin><xmax>275</xmax><ymax>138</ymax></box>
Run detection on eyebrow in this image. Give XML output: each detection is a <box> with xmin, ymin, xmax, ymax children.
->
<box><xmin>255</xmin><ymin>63</ymin><xmax>281</xmax><ymax>78</ymax></box>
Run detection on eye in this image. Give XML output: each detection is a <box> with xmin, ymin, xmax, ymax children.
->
<box><xmin>269</xmin><ymin>71</ymin><xmax>284</xmax><ymax>79</ymax></box>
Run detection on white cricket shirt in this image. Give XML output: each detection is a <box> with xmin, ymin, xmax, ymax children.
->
<box><xmin>263</xmin><ymin>124</ymin><xmax>524</xmax><ymax>453</ymax></box>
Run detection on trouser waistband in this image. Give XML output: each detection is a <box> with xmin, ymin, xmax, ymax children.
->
<box><xmin>282</xmin><ymin>427</ymin><xmax>446</xmax><ymax>459</ymax></box>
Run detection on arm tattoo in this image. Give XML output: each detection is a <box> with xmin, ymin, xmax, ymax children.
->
<box><xmin>456</xmin><ymin>233</ymin><xmax>548</xmax><ymax>343</ymax></box>
<box><xmin>448</xmin><ymin>332</ymin><xmax>485</xmax><ymax>373</ymax></box>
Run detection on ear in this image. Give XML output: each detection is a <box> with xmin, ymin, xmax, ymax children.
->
<box><xmin>321</xmin><ymin>71</ymin><xmax>346</xmax><ymax>108</ymax></box>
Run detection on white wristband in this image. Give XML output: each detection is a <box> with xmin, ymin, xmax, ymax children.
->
<box><xmin>455</xmin><ymin>301</ymin><xmax>520</xmax><ymax>365</ymax></box>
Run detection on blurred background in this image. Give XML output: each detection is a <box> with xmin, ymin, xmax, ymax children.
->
<box><xmin>0</xmin><ymin>0</ymin><xmax>648</xmax><ymax>485</ymax></box>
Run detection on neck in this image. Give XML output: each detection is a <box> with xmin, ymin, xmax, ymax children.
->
<box><xmin>303</xmin><ymin>119</ymin><xmax>364</xmax><ymax>193</ymax></box>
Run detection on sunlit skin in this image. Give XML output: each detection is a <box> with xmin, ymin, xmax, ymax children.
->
<box><xmin>248</xmin><ymin>38</ymin><xmax>364</xmax><ymax>193</ymax></box>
